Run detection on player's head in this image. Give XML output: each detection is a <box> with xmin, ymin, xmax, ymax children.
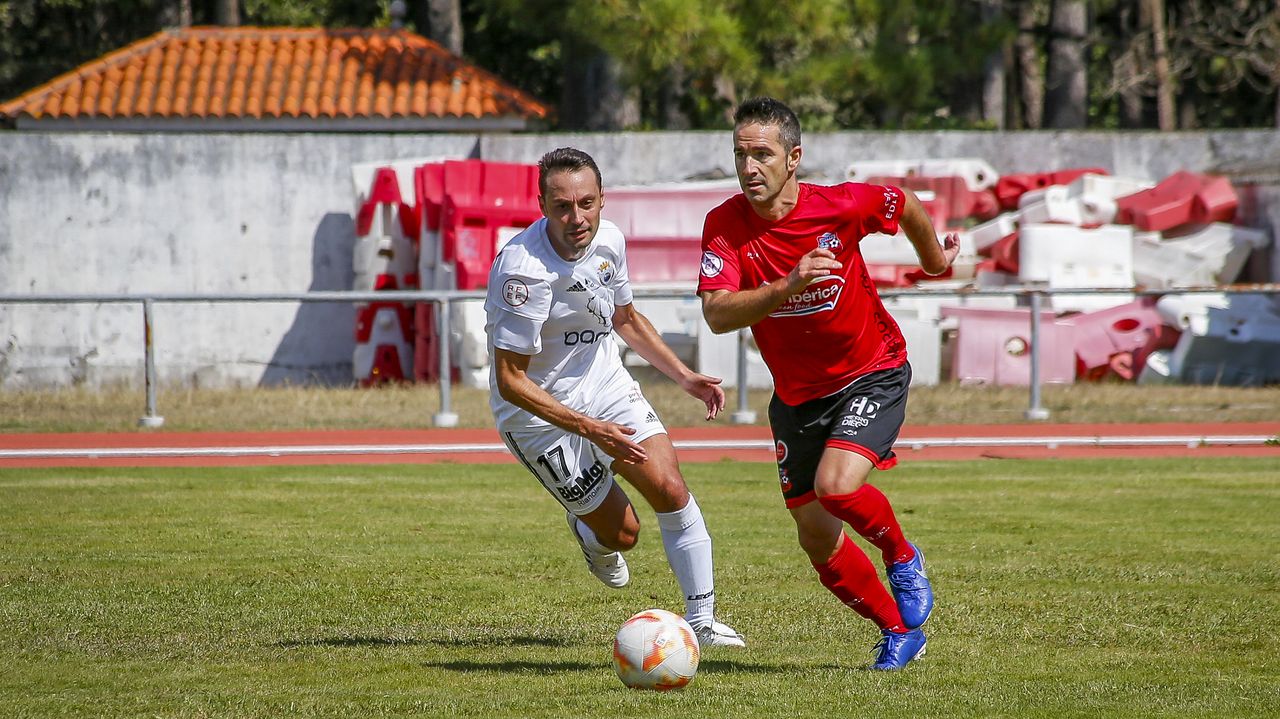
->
<box><xmin>537</xmin><ymin>147</ymin><xmax>605</xmax><ymax>261</ymax></box>
<box><xmin>732</xmin><ymin>97</ymin><xmax>802</xmax><ymax>208</ymax></box>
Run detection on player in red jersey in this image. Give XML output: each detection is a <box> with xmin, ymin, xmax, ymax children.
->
<box><xmin>697</xmin><ymin>97</ymin><xmax>959</xmax><ymax>671</ymax></box>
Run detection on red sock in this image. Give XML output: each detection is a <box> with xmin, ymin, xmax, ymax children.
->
<box><xmin>812</xmin><ymin>533</ymin><xmax>906</xmax><ymax>632</ymax></box>
<box><xmin>819</xmin><ymin>484</ymin><xmax>914</xmax><ymax>566</ymax></box>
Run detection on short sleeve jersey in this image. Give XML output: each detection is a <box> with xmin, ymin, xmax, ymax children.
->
<box><xmin>697</xmin><ymin>182</ymin><xmax>908</xmax><ymax>406</ymax></box>
<box><xmin>484</xmin><ymin>217</ymin><xmax>635</xmax><ymax>432</ymax></box>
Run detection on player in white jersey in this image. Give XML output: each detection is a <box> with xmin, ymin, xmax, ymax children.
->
<box><xmin>484</xmin><ymin>147</ymin><xmax>745</xmax><ymax>648</ymax></box>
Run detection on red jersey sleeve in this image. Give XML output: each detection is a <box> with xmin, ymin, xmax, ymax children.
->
<box><xmin>697</xmin><ymin>205</ymin><xmax>742</xmax><ymax>293</ymax></box>
<box><xmin>845</xmin><ymin>183</ymin><xmax>905</xmax><ymax>237</ymax></box>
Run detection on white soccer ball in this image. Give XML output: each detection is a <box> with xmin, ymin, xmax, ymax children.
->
<box><xmin>612</xmin><ymin>608</ymin><xmax>700</xmax><ymax>690</ymax></box>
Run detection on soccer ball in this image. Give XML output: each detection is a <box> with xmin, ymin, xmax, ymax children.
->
<box><xmin>612</xmin><ymin>608</ymin><xmax>700</xmax><ymax>690</ymax></box>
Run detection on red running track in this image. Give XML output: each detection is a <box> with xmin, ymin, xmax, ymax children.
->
<box><xmin>0</xmin><ymin>422</ymin><xmax>1276</xmax><ymax>468</ymax></box>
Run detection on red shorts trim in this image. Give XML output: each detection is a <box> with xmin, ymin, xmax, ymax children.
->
<box><xmin>784</xmin><ymin>490</ymin><xmax>817</xmax><ymax>509</ymax></box>
<box><xmin>826</xmin><ymin>439</ymin><xmax>899</xmax><ymax>470</ymax></box>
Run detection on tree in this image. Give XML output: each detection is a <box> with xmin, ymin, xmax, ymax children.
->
<box><xmin>1043</xmin><ymin>0</ymin><xmax>1088</xmax><ymax>128</ymax></box>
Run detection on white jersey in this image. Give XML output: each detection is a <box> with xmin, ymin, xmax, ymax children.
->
<box><xmin>485</xmin><ymin>217</ymin><xmax>636</xmax><ymax>432</ymax></box>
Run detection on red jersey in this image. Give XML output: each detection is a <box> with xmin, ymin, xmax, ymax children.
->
<box><xmin>698</xmin><ymin>182</ymin><xmax>908</xmax><ymax>405</ymax></box>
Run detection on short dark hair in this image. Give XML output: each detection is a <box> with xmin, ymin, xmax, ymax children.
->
<box><xmin>733</xmin><ymin>97</ymin><xmax>802</xmax><ymax>151</ymax></box>
<box><xmin>537</xmin><ymin>147</ymin><xmax>603</xmax><ymax>194</ymax></box>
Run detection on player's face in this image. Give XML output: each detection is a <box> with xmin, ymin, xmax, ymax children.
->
<box><xmin>539</xmin><ymin>168</ymin><xmax>604</xmax><ymax>261</ymax></box>
<box><xmin>732</xmin><ymin>122</ymin><xmax>801</xmax><ymax>207</ymax></box>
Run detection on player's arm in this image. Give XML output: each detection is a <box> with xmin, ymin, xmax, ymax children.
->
<box><xmin>698</xmin><ymin>247</ymin><xmax>842</xmax><ymax>334</ymax></box>
<box><xmin>612</xmin><ymin>303</ymin><xmax>725</xmax><ymax>421</ymax></box>
<box><xmin>900</xmin><ymin>190</ymin><xmax>960</xmax><ymax>276</ymax></box>
<box><xmin>492</xmin><ymin>347</ymin><xmax>648</xmax><ymax>463</ymax></box>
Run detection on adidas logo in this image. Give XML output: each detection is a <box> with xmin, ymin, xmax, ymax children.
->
<box><xmin>645</xmin><ymin>412</ymin><xmax>659</xmax><ymax>423</ymax></box>
<box><xmin>566</xmin><ymin>281</ymin><xmax>586</xmax><ymax>292</ymax></box>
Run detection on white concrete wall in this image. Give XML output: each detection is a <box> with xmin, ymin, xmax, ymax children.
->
<box><xmin>1</xmin><ymin>129</ymin><xmax>1276</xmax><ymax>388</ymax></box>
<box><xmin>0</xmin><ymin>132</ymin><xmax>477</xmax><ymax>388</ymax></box>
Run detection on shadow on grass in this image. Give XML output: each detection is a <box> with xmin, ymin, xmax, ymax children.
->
<box><xmin>276</xmin><ymin>634</ymin><xmax>573</xmax><ymax>649</ymax></box>
<box><xmin>425</xmin><ymin>659</ymin><xmax>599</xmax><ymax>673</ymax></box>
<box><xmin>424</xmin><ymin>658</ymin><xmax>800</xmax><ymax>675</ymax></box>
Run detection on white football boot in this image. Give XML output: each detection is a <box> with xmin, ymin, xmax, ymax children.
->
<box><xmin>565</xmin><ymin>512</ymin><xmax>629</xmax><ymax>589</ymax></box>
<box><xmin>693</xmin><ymin>620</ymin><xmax>746</xmax><ymax>649</ymax></box>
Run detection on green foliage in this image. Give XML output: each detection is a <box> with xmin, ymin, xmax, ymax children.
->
<box><xmin>1</xmin><ymin>0</ymin><xmax>1274</xmax><ymax>129</ymax></box>
<box><xmin>1</xmin><ymin>457</ymin><xmax>1277</xmax><ymax>716</ymax></box>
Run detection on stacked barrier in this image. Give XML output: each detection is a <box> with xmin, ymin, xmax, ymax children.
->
<box><xmin>346</xmin><ymin>155</ymin><xmax>1272</xmax><ymax>390</ymax></box>
<box><xmin>351</xmin><ymin>161</ymin><xmax>424</xmax><ymax>386</ymax></box>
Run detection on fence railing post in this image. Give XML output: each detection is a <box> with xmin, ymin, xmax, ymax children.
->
<box><xmin>138</xmin><ymin>298</ymin><xmax>165</xmax><ymax>428</ymax></box>
<box><xmin>433</xmin><ymin>297</ymin><xmax>459</xmax><ymax>428</ymax></box>
<box><xmin>1025</xmin><ymin>290</ymin><xmax>1051</xmax><ymax>421</ymax></box>
<box><xmin>730</xmin><ymin>327</ymin><xmax>757</xmax><ymax>424</ymax></box>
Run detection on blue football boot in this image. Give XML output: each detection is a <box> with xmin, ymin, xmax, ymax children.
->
<box><xmin>886</xmin><ymin>542</ymin><xmax>934</xmax><ymax>629</ymax></box>
<box><xmin>869</xmin><ymin>628</ymin><xmax>927</xmax><ymax>671</ymax></box>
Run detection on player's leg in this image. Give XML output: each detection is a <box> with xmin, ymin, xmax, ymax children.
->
<box><xmin>790</xmin><ymin>498</ymin><xmax>926</xmax><ymax>670</ymax></box>
<box><xmin>502</xmin><ymin>429</ymin><xmax>634</xmax><ymax>588</ymax></box>
<box><xmin>612</xmin><ymin>433</ymin><xmax>745</xmax><ymax>648</ymax></box>
<box><xmin>774</xmin><ymin>389</ymin><xmax>924</xmax><ymax>669</ymax></box>
<box><xmin>811</xmin><ymin>364</ymin><xmax>934</xmax><ymax>630</ymax></box>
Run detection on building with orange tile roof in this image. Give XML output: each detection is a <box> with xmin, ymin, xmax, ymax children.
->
<box><xmin>0</xmin><ymin>26</ymin><xmax>550</xmax><ymax>131</ymax></box>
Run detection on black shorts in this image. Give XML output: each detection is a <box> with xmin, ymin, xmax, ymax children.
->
<box><xmin>768</xmin><ymin>362</ymin><xmax>911</xmax><ymax>508</ymax></box>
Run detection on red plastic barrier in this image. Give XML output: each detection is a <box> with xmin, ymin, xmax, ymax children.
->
<box><xmin>361</xmin><ymin>345</ymin><xmax>407</xmax><ymax>386</ymax></box>
<box><xmin>414</xmin><ymin>162</ymin><xmax>447</xmax><ymax>232</ymax></box>
<box><xmin>994</xmin><ymin>168</ymin><xmax>1109</xmax><ymax>210</ymax></box>
<box><xmin>355</xmin><ymin>302</ymin><xmax>414</xmax><ymax>344</ymax></box>
<box><xmin>865</xmin><ymin>263</ymin><xmax>952</xmax><ymax>288</ymax></box>
<box><xmin>356</xmin><ymin>166</ymin><xmax>414</xmax><ymax>237</ymax></box>
<box><xmin>440</xmin><ymin>160</ymin><xmax>542</xmax><ymax>290</ymax></box>
<box><xmin>1114</xmin><ymin>171</ymin><xmax>1238</xmax><ymax>231</ymax></box>
<box><xmin>867</xmin><ymin>175</ymin><xmax>1000</xmax><ymax>225</ymax></box>
<box><xmin>1061</xmin><ymin>298</ymin><xmax>1179</xmax><ymax>380</ymax></box>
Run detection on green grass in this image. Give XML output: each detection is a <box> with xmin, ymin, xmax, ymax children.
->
<box><xmin>2</xmin><ymin>458</ymin><xmax>1277</xmax><ymax>718</ymax></box>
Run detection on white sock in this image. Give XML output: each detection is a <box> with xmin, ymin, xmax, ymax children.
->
<box><xmin>655</xmin><ymin>494</ymin><xmax>716</xmax><ymax>629</ymax></box>
<box><xmin>571</xmin><ymin>516</ymin><xmax>612</xmax><ymax>555</ymax></box>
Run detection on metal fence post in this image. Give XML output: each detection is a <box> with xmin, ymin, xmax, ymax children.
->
<box><xmin>138</xmin><ymin>298</ymin><xmax>165</xmax><ymax>428</ymax></box>
<box><xmin>1025</xmin><ymin>290</ymin><xmax>1050</xmax><ymax>421</ymax></box>
<box><xmin>730</xmin><ymin>328</ymin><xmax>757</xmax><ymax>424</ymax></box>
<box><xmin>433</xmin><ymin>297</ymin><xmax>459</xmax><ymax>428</ymax></box>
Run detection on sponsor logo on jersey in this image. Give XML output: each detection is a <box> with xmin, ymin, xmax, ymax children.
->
<box><xmin>502</xmin><ymin>279</ymin><xmax>529</xmax><ymax>307</ymax></box>
<box><xmin>776</xmin><ymin>440</ymin><xmax>788</xmax><ymax>463</ymax></box>
<box><xmin>817</xmin><ymin>232</ymin><xmax>842</xmax><ymax>251</ymax></box>
<box><xmin>644</xmin><ymin>411</ymin><xmax>659</xmax><ymax>424</ymax></box>
<box><xmin>566</xmin><ymin>280</ymin><xmax>587</xmax><ymax>293</ymax></box>
<box><xmin>556</xmin><ymin>460</ymin><xmax>606</xmax><ymax>503</ymax></box>
<box><xmin>596</xmin><ymin>260</ymin><xmax>615</xmax><ymax>285</ymax></box>
<box><xmin>700</xmin><ymin>251</ymin><xmax>724</xmax><ymax>277</ymax></box>
<box><xmin>769</xmin><ymin>275</ymin><xmax>844</xmax><ymax>317</ymax></box>
<box><xmin>563</xmin><ymin>328</ymin><xmax>611</xmax><ymax>346</ymax></box>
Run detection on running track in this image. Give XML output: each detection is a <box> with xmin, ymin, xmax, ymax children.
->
<box><xmin>1</xmin><ymin>422</ymin><xmax>1276</xmax><ymax>468</ymax></box>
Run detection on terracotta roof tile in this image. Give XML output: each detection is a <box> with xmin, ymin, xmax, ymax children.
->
<box><xmin>0</xmin><ymin>26</ymin><xmax>549</xmax><ymax>126</ymax></box>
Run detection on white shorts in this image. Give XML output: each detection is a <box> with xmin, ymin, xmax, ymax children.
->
<box><xmin>501</xmin><ymin>381</ymin><xmax>667</xmax><ymax>516</ymax></box>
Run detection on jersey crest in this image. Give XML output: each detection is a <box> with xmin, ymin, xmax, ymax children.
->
<box><xmin>817</xmin><ymin>232</ymin><xmax>842</xmax><ymax>251</ymax></box>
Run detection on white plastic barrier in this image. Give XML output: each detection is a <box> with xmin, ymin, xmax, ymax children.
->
<box><xmin>1163</xmin><ymin>293</ymin><xmax>1280</xmax><ymax>385</ymax></box>
<box><xmin>846</xmin><ymin>158</ymin><xmax>1000</xmax><ymax>191</ymax></box>
<box><xmin>1133</xmin><ymin>223</ymin><xmax>1269</xmax><ymax>288</ymax></box>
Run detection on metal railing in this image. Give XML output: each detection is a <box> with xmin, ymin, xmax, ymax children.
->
<box><xmin>2</xmin><ymin>284</ymin><xmax>1277</xmax><ymax>428</ymax></box>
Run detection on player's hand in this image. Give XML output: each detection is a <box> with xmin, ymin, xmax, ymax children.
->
<box><xmin>786</xmin><ymin>248</ymin><xmax>843</xmax><ymax>291</ymax></box>
<box><xmin>941</xmin><ymin>232</ymin><xmax>961</xmax><ymax>268</ymax></box>
<box><xmin>680</xmin><ymin>372</ymin><xmax>726</xmax><ymax>421</ymax></box>
<box><xmin>588</xmin><ymin>421</ymin><xmax>648</xmax><ymax>464</ymax></box>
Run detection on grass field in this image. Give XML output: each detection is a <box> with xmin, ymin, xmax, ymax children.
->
<box><xmin>3</xmin><ymin>379</ymin><xmax>1280</xmax><ymax>432</ymax></box>
<box><xmin>2</xmin><ymin>458</ymin><xmax>1277</xmax><ymax>718</ymax></box>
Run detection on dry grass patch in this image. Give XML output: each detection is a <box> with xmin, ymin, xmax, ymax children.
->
<box><xmin>2</xmin><ymin>378</ymin><xmax>1277</xmax><ymax>433</ymax></box>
